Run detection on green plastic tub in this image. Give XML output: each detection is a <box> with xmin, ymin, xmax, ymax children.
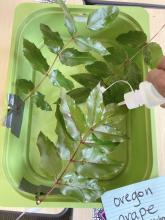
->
<box><xmin>0</xmin><ymin>3</ymin><xmax>158</xmax><ymax>208</ymax></box>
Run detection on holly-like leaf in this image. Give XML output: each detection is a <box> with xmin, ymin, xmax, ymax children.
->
<box><xmin>60</xmin><ymin>91</ymin><xmax>87</xmax><ymax>140</ymax></box>
<box><xmin>103</xmin><ymin>46</ymin><xmax>128</xmax><ymax>65</ymax></box>
<box><xmin>143</xmin><ymin>42</ymin><xmax>163</xmax><ymax>69</ymax></box>
<box><xmin>37</xmin><ymin>132</ymin><xmax>62</xmax><ymax>179</ymax></box>
<box><xmin>40</xmin><ymin>24</ymin><xmax>64</xmax><ymax>54</ymax></box>
<box><xmin>85</xmin><ymin>61</ymin><xmax>110</xmax><ymax>78</ymax></box>
<box><xmin>116</xmin><ymin>31</ymin><xmax>147</xmax><ymax>47</ymax></box>
<box><xmin>61</xmin><ymin>172</ymin><xmax>103</xmax><ymax>202</ymax></box>
<box><xmin>94</xmin><ymin>131</ymin><xmax>127</xmax><ymax>143</ymax></box>
<box><xmin>91</xmin><ymin>133</ymin><xmax>120</xmax><ymax>147</ymax></box>
<box><xmin>33</xmin><ymin>92</ymin><xmax>52</xmax><ymax>111</ymax></box>
<box><xmin>55</xmin><ymin>103</ymin><xmax>76</xmax><ymax>160</ymax></box>
<box><xmin>16</xmin><ymin>79</ymin><xmax>34</xmax><ymax>94</ymax></box>
<box><xmin>50</xmin><ymin>69</ymin><xmax>74</xmax><ymax>90</ymax></box>
<box><xmin>56</xmin><ymin>0</ymin><xmax>77</xmax><ymax>35</ymax></box>
<box><xmin>124</xmin><ymin>63</ymin><xmax>142</xmax><ymax>89</ymax></box>
<box><xmin>74</xmin><ymin>36</ymin><xmax>109</xmax><ymax>55</ymax></box>
<box><xmin>67</xmin><ymin>87</ymin><xmax>91</xmax><ymax>104</ymax></box>
<box><xmin>103</xmin><ymin>63</ymin><xmax>142</xmax><ymax>104</ymax></box>
<box><xmin>71</xmin><ymin>73</ymin><xmax>100</xmax><ymax>89</ymax></box>
<box><xmin>87</xmin><ymin>6</ymin><xmax>119</xmax><ymax>31</ymax></box>
<box><xmin>76</xmin><ymin>162</ymin><xmax>124</xmax><ymax>180</ymax></box>
<box><xmin>78</xmin><ymin>145</ymin><xmax>119</xmax><ymax>164</ymax></box>
<box><xmin>59</xmin><ymin>48</ymin><xmax>96</xmax><ymax>66</ymax></box>
<box><xmin>87</xmin><ymin>84</ymin><xmax>104</xmax><ymax>127</ymax></box>
<box><xmin>35</xmin><ymin>85</ymin><xmax>127</xmax><ymax>202</ymax></box>
<box><xmin>23</xmin><ymin>39</ymin><xmax>49</xmax><ymax>74</ymax></box>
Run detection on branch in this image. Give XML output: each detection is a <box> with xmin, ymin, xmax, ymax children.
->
<box><xmin>23</xmin><ymin>37</ymin><xmax>75</xmax><ymax>102</ymax></box>
<box><xmin>129</xmin><ymin>24</ymin><xmax>165</xmax><ymax>63</ymax></box>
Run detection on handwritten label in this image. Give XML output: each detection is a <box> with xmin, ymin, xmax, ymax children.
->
<box><xmin>101</xmin><ymin>177</ymin><xmax>165</xmax><ymax>220</ymax></box>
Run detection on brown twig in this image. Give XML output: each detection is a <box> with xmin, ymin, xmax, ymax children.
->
<box><xmin>129</xmin><ymin>24</ymin><xmax>165</xmax><ymax>63</ymax></box>
<box><xmin>23</xmin><ymin>36</ymin><xmax>75</xmax><ymax>102</ymax></box>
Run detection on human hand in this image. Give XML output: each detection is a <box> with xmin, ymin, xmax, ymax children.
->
<box><xmin>146</xmin><ymin>56</ymin><xmax>165</xmax><ymax>107</ymax></box>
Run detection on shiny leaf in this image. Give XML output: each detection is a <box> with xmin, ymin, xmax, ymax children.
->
<box><xmin>103</xmin><ymin>46</ymin><xmax>127</xmax><ymax>65</ymax></box>
<box><xmin>55</xmin><ymin>103</ymin><xmax>75</xmax><ymax>160</ymax></box>
<box><xmin>33</xmin><ymin>92</ymin><xmax>52</xmax><ymax>111</ymax></box>
<box><xmin>87</xmin><ymin>6</ymin><xmax>119</xmax><ymax>31</ymax></box>
<box><xmin>71</xmin><ymin>73</ymin><xmax>100</xmax><ymax>89</ymax></box>
<box><xmin>59</xmin><ymin>48</ymin><xmax>96</xmax><ymax>66</ymax></box>
<box><xmin>87</xmin><ymin>84</ymin><xmax>103</xmax><ymax>127</ymax></box>
<box><xmin>67</xmin><ymin>87</ymin><xmax>91</xmax><ymax>104</ymax></box>
<box><xmin>60</xmin><ymin>92</ymin><xmax>87</xmax><ymax>137</ymax></box>
<box><xmin>74</xmin><ymin>36</ymin><xmax>109</xmax><ymax>55</ymax></box>
<box><xmin>116</xmin><ymin>31</ymin><xmax>147</xmax><ymax>47</ymax></box>
<box><xmin>50</xmin><ymin>69</ymin><xmax>74</xmax><ymax>90</ymax></box>
<box><xmin>57</xmin><ymin>0</ymin><xmax>77</xmax><ymax>35</ymax></box>
<box><xmin>94</xmin><ymin>131</ymin><xmax>127</xmax><ymax>143</ymax></box>
<box><xmin>76</xmin><ymin>162</ymin><xmax>124</xmax><ymax>180</ymax></box>
<box><xmin>85</xmin><ymin>61</ymin><xmax>110</xmax><ymax>78</ymax></box>
<box><xmin>78</xmin><ymin>145</ymin><xmax>118</xmax><ymax>164</ymax></box>
<box><xmin>61</xmin><ymin>172</ymin><xmax>103</xmax><ymax>202</ymax></box>
<box><xmin>143</xmin><ymin>42</ymin><xmax>163</xmax><ymax>69</ymax></box>
<box><xmin>124</xmin><ymin>63</ymin><xmax>142</xmax><ymax>89</ymax></box>
<box><xmin>37</xmin><ymin>132</ymin><xmax>62</xmax><ymax>179</ymax></box>
<box><xmin>40</xmin><ymin>24</ymin><xmax>64</xmax><ymax>54</ymax></box>
<box><xmin>23</xmin><ymin>39</ymin><xmax>49</xmax><ymax>74</ymax></box>
<box><xmin>16</xmin><ymin>79</ymin><xmax>34</xmax><ymax>94</ymax></box>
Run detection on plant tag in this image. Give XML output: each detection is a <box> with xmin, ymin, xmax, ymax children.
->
<box><xmin>101</xmin><ymin>176</ymin><xmax>165</xmax><ymax>220</ymax></box>
<box><xmin>4</xmin><ymin>94</ymin><xmax>24</xmax><ymax>137</ymax></box>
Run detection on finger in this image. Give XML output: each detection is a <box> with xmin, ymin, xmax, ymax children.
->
<box><xmin>146</xmin><ymin>69</ymin><xmax>165</xmax><ymax>97</ymax></box>
<box><xmin>160</xmin><ymin>103</ymin><xmax>165</xmax><ymax>108</ymax></box>
<box><xmin>146</xmin><ymin>69</ymin><xmax>158</xmax><ymax>82</ymax></box>
<box><xmin>157</xmin><ymin>56</ymin><xmax>165</xmax><ymax>71</ymax></box>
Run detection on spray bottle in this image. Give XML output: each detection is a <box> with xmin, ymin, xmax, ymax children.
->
<box><xmin>102</xmin><ymin>80</ymin><xmax>165</xmax><ymax>109</ymax></box>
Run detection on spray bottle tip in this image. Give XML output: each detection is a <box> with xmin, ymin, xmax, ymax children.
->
<box><xmin>118</xmin><ymin>101</ymin><xmax>125</xmax><ymax>106</ymax></box>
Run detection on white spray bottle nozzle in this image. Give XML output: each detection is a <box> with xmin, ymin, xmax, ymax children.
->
<box><xmin>121</xmin><ymin>81</ymin><xmax>165</xmax><ymax>109</ymax></box>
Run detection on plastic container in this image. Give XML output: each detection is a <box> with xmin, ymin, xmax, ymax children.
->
<box><xmin>0</xmin><ymin>3</ymin><xmax>158</xmax><ymax>207</ymax></box>
<box><xmin>123</xmin><ymin>81</ymin><xmax>165</xmax><ymax>109</ymax></box>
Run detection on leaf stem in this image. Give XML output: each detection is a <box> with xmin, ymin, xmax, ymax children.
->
<box><xmin>129</xmin><ymin>24</ymin><xmax>165</xmax><ymax>63</ymax></box>
<box><xmin>36</xmin><ymin>119</ymin><xmax>103</xmax><ymax>204</ymax></box>
<box><xmin>23</xmin><ymin>37</ymin><xmax>75</xmax><ymax>102</ymax></box>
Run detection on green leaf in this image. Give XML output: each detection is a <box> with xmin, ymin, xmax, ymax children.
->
<box><xmin>103</xmin><ymin>63</ymin><xmax>142</xmax><ymax>104</ymax></box>
<box><xmin>59</xmin><ymin>48</ymin><xmax>96</xmax><ymax>66</ymax></box>
<box><xmin>74</xmin><ymin>36</ymin><xmax>109</xmax><ymax>55</ymax></box>
<box><xmin>103</xmin><ymin>75</ymin><xmax>128</xmax><ymax>104</ymax></box>
<box><xmin>60</xmin><ymin>185</ymin><xmax>84</xmax><ymax>202</ymax></box>
<box><xmin>61</xmin><ymin>172</ymin><xmax>103</xmax><ymax>202</ymax></box>
<box><xmin>85</xmin><ymin>61</ymin><xmax>110</xmax><ymax>78</ymax></box>
<box><xmin>50</xmin><ymin>69</ymin><xmax>74</xmax><ymax>90</ymax></box>
<box><xmin>37</xmin><ymin>132</ymin><xmax>62</xmax><ymax>179</ymax></box>
<box><xmin>94</xmin><ymin>131</ymin><xmax>127</xmax><ymax>143</ymax></box>
<box><xmin>76</xmin><ymin>162</ymin><xmax>124</xmax><ymax>180</ymax></box>
<box><xmin>33</xmin><ymin>92</ymin><xmax>52</xmax><ymax>111</ymax></box>
<box><xmin>16</xmin><ymin>79</ymin><xmax>34</xmax><ymax>94</ymax></box>
<box><xmin>40</xmin><ymin>24</ymin><xmax>64</xmax><ymax>54</ymax></box>
<box><xmin>56</xmin><ymin>0</ymin><xmax>77</xmax><ymax>35</ymax></box>
<box><xmin>55</xmin><ymin>103</ymin><xmax>75</xmax><ymax>160</ymax></box>
<box><xmin>91</xmin><ymin>133</ymin><xmax>120</xmax><ymax>147</ymax></box>
<box><xmin>87</xmin><ymin>84</ymin><xmax>104</xmax><ymax>127</ymax></box>
<box><xmin>124</xmin><ymin>63</ymin><xmax>142</xmax><ymax>89</ymax></box>
<box><xmin>143</xmin><ymin>42</ymin><xmax>163</xmax><ymax>69</ymax></box>
<box><xmin>67</xmin><ymin>87</ymin><xmax>91</xmax><ymax>104</ymax></box>
<box><xmin>116</xmin><ymin>31</ymin><xmax>147</xmax><ymax>47</ymax></box>
<box><xmin>23</xmin><ymin>39</ymin><xmax>49</xmax><ymax>74</ymax></box>
<box><xmin>87</xmin><ymin>6</ymin><xmax>119</xmax><ymax>31</ymax></box>
<box><xmin>60</xmin><ymin>91</ymin><xmax>87</xmax><ymax>139</ymax></box>
<box><xmin>71</xmin><ymin>73</ymin><xmax>100</xmax><ymax>89</ymax></box>
<box><xmin>78</xmin><ymin>145</ymin><xmax>118</xmax><ymax>164</ymax></box>
<box><xmin>103</xmin><ymin>46</ymin><xmax>128</xmax><ymax>65</ymax></box>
